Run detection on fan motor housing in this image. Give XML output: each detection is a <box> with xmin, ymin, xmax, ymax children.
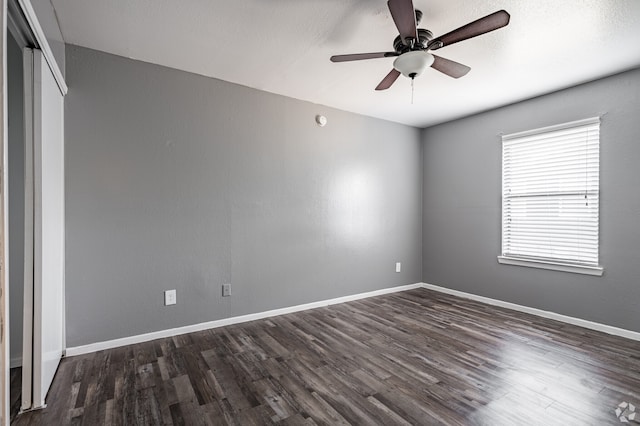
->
<box><xmin>393</xmin><ymin>28</ymin><xmax>433</xmax><ymax>53</ymax></box>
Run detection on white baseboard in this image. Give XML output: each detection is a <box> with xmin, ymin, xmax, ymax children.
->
<box><xmin>420</xmin><ymin>282</ymin><xmax>640</xmax><ymax>342</ymax></box>
<box><xmin>65</xmin><ymin>283</ymin><xmax>424</xmax><ymax>357</ymax></box>
<box><xmin>65</xmin><ymin>281</ymin><xmax>640</xmax><ymax>357</ymax></box>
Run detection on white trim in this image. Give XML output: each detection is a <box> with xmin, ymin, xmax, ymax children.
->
<box><xmin>497</xmin><ymin>256</ymin><xmax>604</xmax><ymax>276</ymax></box>
<box><xmin>420</xmin><ymin>283</ymin><xmax>640</xmax><ymax>342</ymax></box>
<box><xmin>65</xmin><ymin>283</ymin><xmax>424</xmax><ymax>357</ymax></box>
<box><xmin>16</xmin><ymin>0</ymin><xmax>67</xmax><ymax>96</ymax></box>
<box><xmin>502</xmin><ymin>116</ymin><xmax>600</xmax><ymax>141</ymax></box>
<box><xmin>1</xmin><ymin>3</ymin><xmax>10</xmax><ymax>423</ymax></box>
<box><xmin>20</xmin><ymin>47</ymin><xmax>33</xmax><ymax>413</ymax></box>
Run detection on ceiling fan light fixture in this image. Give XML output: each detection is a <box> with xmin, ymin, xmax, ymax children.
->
<box><xmin>393</xmin><ymin>51</ymin><xmax>434</xmax><ymax>78</ymax></box>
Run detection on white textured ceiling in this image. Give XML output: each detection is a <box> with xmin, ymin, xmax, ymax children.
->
<box><xmin>50</xmin><ymin>0</ymin><xmax>640</xmax><ymax>128</ymax></box>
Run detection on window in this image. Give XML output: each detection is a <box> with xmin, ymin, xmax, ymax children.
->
<box><xmin>498</xmin><ymin>117</ymin><xmax>603</xmax><ymax>276</ymax></box>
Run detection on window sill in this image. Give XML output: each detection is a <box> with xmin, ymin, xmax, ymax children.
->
<box><xmin>497</xmin><ymin>256</ymin><xmax>604</xmax><ymax>276</ymax></box>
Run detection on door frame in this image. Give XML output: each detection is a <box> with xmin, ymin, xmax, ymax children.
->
<box><xmin>1</xmin><ymin>2</ymin><xmax>10</xmax><ymax>424</ymax></box>
<box><xmin>18</xmin><ymin>45</ymin><xmax>32</xmax><ymax>412</ymax></box>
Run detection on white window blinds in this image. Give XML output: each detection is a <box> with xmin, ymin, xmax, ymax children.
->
<box><xmin>501</xmin><ymin>117</ymin><xmax>600</xmax><ymax>268</ymax></box>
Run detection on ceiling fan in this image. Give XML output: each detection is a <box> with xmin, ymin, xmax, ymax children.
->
<box><xmin>330</xmin><ymin>0</ymin><xmax>510</xmax><ymax>90</ymax></box>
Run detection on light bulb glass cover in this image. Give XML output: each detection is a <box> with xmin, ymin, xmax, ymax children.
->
<box><xmin>393</xmin><ymin>51</ymin><xmax>434</xmax><ymax>78</ymax></box>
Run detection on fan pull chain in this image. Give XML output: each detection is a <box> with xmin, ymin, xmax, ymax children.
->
<box><xmin>411</xmin><ymin>77</ymin><xmax>415</xmax><ymax>105</ymax></box>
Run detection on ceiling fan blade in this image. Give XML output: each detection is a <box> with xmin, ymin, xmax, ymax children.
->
<box><xmin>431</xmin><ymin>55</ymin><xmax>471</xmax><ymax>78</ymax></box>
<box><xmin>429</xmin><ymin>10</ymin><xmax>510</xmax><ymax>50</ymax></box>
<box><xmin>375</xmin><ymin>69</ymin><xmax>401</xmax><ymax>91</ymax></box>
<box><xmin>387</xmin><ymin>0</ymin><xmax>418</xmax><ymax>45</ymax></box>
<box><xmin>330</xmin><ymin>52</ymin><xmax>398</xmax><ymax>62</ymax></box>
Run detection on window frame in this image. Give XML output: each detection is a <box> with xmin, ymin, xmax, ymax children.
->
<box><xmin>497</xmin><ymin>117</ymin><xmax>604</xmax><ymax>276</ymax></box>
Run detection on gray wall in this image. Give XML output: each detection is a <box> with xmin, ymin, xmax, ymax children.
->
<box><xmin>422</xmin><ymin>68</ymin><xmax>640</xmax><ymax>333</ymax></box>
<box><xmin>64</xmin><ymin>45</ymin><xmax>423</xmax><ymax>347</ymax></box>
<box><xmin>8</xmin><ymin>32</ymin><xmax>24</xmax><ymax>365</ymax></box>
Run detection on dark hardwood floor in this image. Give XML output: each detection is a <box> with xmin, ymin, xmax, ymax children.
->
<box><xmin>12</xmin><ymin>288</ymin><xmax>640</xmax><ymax>425</ymax></box>
<box><xmin>10</xmin><ymin>367</ymin><xmax>22</xmax><ymax>423</ymax></box>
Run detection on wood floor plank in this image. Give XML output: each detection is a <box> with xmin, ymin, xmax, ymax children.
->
<box><xmin>11</xmin><ymin>288</ymin><xmax>640</xmax><ymax>425</ymax></box>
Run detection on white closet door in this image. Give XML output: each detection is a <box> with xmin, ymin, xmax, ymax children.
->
<box><xmin>23</xmin><ymin>48</ymin><xmax>65</xmax><ymax>409</ymax></box>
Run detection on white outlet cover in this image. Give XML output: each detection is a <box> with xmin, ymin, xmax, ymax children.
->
<box><xmin>164</xmin><ymin>289</ymin><xmax>176</xmax><ymax>305</ymax></box>
<box><xmin>396</xmin><ymin>262</ymin><xmax>401</xmax><ymax>273</ymax></box>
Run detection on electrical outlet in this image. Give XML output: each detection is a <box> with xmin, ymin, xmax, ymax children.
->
<box><xmin>395</xmin><ymin>262</ymin><xmax>401</xmax><ymax>273</ymax></box>
<box><xmin>222</xmin><ymin>283</ymin><xmax>231</xmax><ymax>297</ymax></box>
<box><xmin>164</xmin><ymin>289</ymin><xmax>177</xmax><ymax>305</ymax></box>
